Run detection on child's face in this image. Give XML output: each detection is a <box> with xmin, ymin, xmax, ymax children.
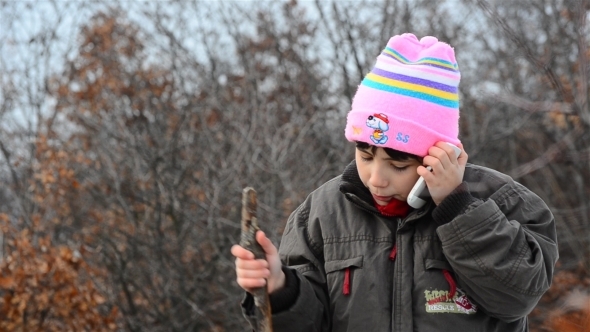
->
<box><xmin>355</xmin><ymin>146</ymin><xmax>421</xmax><ymax>205</ymax></box>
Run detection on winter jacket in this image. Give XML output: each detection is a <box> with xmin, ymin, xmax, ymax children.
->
<box><xmin>242</xmin><ymin>161</ymin><xmax>558</xmax><ymax>331</ymax></box>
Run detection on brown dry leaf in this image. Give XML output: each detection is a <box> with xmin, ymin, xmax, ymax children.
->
<box><xmin>93</xmin><ymin>293</ymin><xmax>106</xmax><ymax>305</ymax></box>
<box><xmin>38</xmin><ymin>261</ymin><xmax>50</xmax><ymax>274</ymax></box>
<box><xmin>549</xmin><ymin>308</ymin><xmax>590</xmax><ymax>332</ymax></box>
<box><xmin>60</xmin><ymin>247</ymin><xmax>73</xmax><ymax>261</ymax></box>
<box><xmin>36</xmin><ymin>292</ymin><xmax>50</xmax><ymax>307</ymax></box>
<box><xmin>0</xmin><ymin>277</ymin><xmax>16</xmax><ymax>289</ymax></box>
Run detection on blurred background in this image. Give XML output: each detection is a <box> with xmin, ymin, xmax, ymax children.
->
<box><xmin>0</xmin><ymin>0</ymin><xmax>588</xmax><ymax>331</ymax></box>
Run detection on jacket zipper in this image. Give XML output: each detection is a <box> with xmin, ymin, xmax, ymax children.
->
<box><xmin>389</xmin><ymin>245</ymin><xmax>397</xmax><ymax>261</ymax></box>
<box><xmin>392</xmin><ymin>218</ymin><xmax>401</xmax><ymax>332</ymax></box>
<box><xmin>392</xmin><ymin>209</ymin><xmax>432</xmax><ymax>331</ymax></box>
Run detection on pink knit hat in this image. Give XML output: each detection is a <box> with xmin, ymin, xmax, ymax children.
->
<box><xmin>344</xmin><ymin>33</ymin><xmax>461</xmax><ymax>157</ymax></box>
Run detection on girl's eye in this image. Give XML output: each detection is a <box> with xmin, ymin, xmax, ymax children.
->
<box><xmin>392</xmin><ymin>165</ymin><xmax>408</xmax><ymax>172</ymax></box>
<box><xmin>360</xmin><ymin>155</ymin><xmax>372</xmax><ymax>162</ymax></box>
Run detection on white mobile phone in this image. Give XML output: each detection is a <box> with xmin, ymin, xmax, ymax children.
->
<box><xmin>407</xmin><ymin>143</ymin><xmax>462</xmax><ymax>209</ymax></box>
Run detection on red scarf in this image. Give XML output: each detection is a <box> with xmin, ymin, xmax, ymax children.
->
<box><xmin>374</xmin><ymin>198</ymin><xmax>411</xmax><ymax>217</ymax></box>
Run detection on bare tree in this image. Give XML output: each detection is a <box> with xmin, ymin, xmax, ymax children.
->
<box><xmin>468</xmin><ymin>0</ymin><xmax>590</xmax><ymax>267</ymax></box>
<box><xmin>1</xmin><ymin>0</ymin><xmax>588</xmax><ymax>331</ymax></box>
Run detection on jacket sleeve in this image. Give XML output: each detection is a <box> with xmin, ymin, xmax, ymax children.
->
<box><xmin>242</xmin><ymin>199</ymin><xmax>331</xmax><ymax>331</ymax></box>
<box><xmin>435</xmin><ymin>180</ymin><xmax>558</xmax><ymax>322</ymax></box>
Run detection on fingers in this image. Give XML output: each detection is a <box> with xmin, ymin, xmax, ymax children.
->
<box><xmin>456</xmin><ymin>143</ymin><xmax>469</xmax><ymax>166</ymax></box>
<box><xmin>428</xmin><ymin>143</ymin><xmax>455</xmax><ymax>166</ymax></box>
<box><xmin>416</xmin><ymin>165</ymin><xmax>432</xmax><ymax>177</ymax></box>
<box><xmin>236</xmin><ymin>263</ymin><xmax>269</xmax><ymax>290</ymax></box>
<box><xmin>232</xmin><ymin>232</ymin><xmax>286</xmax><ymax>293</ymax></box>
<box><xmin>230</xmin><ymin>244</ymin><xmax>254</xmax><ymax>260</ymax></box>
<box><xmin>230</xmin><ymin>231</ymin><xmax>278</xmax><ymax>260</ymax></box>
<box><xmin>256</xmin><ymin>231</ymin><xmax>278</xmax><ymax>257</ymax></box>
<box><xmin>235</xmin><ymin>257</ymin><xmax>270</xmax><ymax>281</ymax></box>
<box><xmin>232</xmin><ymin>244</ymin><xmax>271</xmax><ymax>291</ymax></box>
<box><xmin>419</xmin><ymin>142</ymin><xmax>467</xmax><ymax>205</ymax></box>
<box><xmin>422</xmin><ymin>142</ymin><xmax>467</xmax><ymax>172</ymax></box>
<box><xmin>231</xmin><ymin>244</ymin><xmax>269</xmax><ymax>270</ymax></box>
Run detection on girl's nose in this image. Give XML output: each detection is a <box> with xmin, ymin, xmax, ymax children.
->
<box><xmin>369</xmin><ymin>166</ymin><xmax>388</xmax><ymax>188</ymax></box>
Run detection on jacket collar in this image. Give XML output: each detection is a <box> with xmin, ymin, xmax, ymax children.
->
<box><xmin>338</xmin><ymin>160</ymin><xmax>383</xmax><ymax>215</ymax></box>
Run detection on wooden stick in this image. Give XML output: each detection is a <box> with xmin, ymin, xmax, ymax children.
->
<box><xmin>240</xmin><ymin>187</ymin><xmax>272</xmax><ymax>332</ymax></box>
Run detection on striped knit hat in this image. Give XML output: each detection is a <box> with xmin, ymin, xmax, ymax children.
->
<box><xmin>344</xmin><ymin>33</ymin><xmax>461</xmax><ymax>157</ymax></box>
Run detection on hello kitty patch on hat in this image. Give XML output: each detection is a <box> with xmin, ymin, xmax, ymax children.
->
<box><xmin>345</xmin><ymin>33</ymin><xmax>461</xmax><ymax>157</ymax></box>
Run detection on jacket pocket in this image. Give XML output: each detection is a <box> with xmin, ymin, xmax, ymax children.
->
<box><xmin>421</xmin><ymin>258</ymin><xmax>479</xmax><ymax>317</ymax></box>
<box><xmin>423</xmin><ymin>258</ymin><xmax>452</xmax><ymax>271</ymax></box>
<box><xmin>325</xmin><ymin>256</ymin><xmax>363</xmax><ymax>296</ymax></box>
<box><xmin>423</xmin><ymin>258</ymin><xmax>460</xmax><ymax>306</ymax></box>
<box><xmin>325</xmin><ymin>255</ymin><xmax>364</xmax><ymax>273</ymax></box>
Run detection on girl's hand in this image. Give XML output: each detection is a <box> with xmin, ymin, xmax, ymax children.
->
<box><xmin>231</xmin><ymin>231</ymin><xmax>285</xmax><ymax>294</ymax></box>
<box><xmin>417</xmin><ymin>142</ymin><xmax>468</xmax><ymax>205</ymax></box>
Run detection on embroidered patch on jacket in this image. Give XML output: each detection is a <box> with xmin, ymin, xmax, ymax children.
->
<box><xmin>424</xmin><ymin>288</ymin><xmax>477</xmax><ymax>314</ymax></box>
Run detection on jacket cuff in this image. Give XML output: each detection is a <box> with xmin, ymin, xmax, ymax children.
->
<box><xmin>433</xmin><ymin>182</ymin><xmax>477</xmax><ymax>225</ymax></box>
<box><xmin>269</xmin><ymin>266</ymin><xmax>300</xmax><ymax>313</ymax></box>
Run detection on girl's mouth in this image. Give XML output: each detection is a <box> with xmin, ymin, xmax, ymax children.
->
<box><xmin>372</xmin><ymin>194</ymin><xmax>393</xmax><ymax>204</ymax></box>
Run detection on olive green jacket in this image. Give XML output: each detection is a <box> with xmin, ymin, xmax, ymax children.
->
<box><xmin>243</xmin><ymin>162</ymin><xmax>558</xmax><ymax>331</ymax></box>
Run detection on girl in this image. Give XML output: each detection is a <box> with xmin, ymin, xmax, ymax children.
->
<box><xmin>232</xmin><ymin>33</ymin><xmax>558</xmax><ymax>332</ymax></box>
